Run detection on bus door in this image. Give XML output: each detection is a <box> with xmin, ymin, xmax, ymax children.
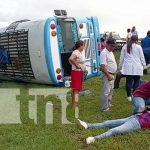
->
<box><xmin>87</xmin><ymin>21</ymin><xmax>98</xmax><ymax>74</ymax></box>
<box><xmin>57</xmin><ymin>18</ymin><xmax>78</xmax><ymax>77</ymax></box>
<box><xmin>76</xmin><ymin>18</ymin><xmax>92</xmax><ymax>75</ymax></box>
<box><xmin>91</xmin><ymin>16</ymin><xmax>101</xmax><ymax>75</ymax></box>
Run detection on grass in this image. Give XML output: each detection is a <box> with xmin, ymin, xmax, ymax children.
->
<box><xmin>0</xmin><ymin>51</ymin><xmax>150</xmax><ymax>150</ymax></box>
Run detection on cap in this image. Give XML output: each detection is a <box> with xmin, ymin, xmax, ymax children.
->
<box><xmin>106</xmin><ymin>38</ymin><xmax>116</xmax><ymax>45</ymax></box>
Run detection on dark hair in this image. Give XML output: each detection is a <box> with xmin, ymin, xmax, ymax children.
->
<box><xmin>127</xmin><ymin>35</ymin><xmax>138</xmax><ymax>54</ymax></box>
<box><xmin>131</xmin><ymin>26</ymin><xmax>135</xmax><ymax>32</ymax></box>
<box><xmin>100</xmin><ymin>38</ymin><xmax>105</xmax><ymax>42</ymax></box>
<box><xmin>73</xmin><ymin>40</ymin><xmax>84</xmax><ymax>50</ymax></box>
<box><xmin>147</xmin><ymin>31</ymin><xmax>150</xmax><ymax>36</ymax></box>
<box><xmin>127</xmin><ymin>28</ymin><xmax>131</xmax><ymax>33</ymax></box>
<box><xmin>106</xmin><ymin>38</ymin><xmax>116</xmax><ymax>45</ymax></box>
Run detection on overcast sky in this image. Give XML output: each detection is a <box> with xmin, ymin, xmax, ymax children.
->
<box><xmin>0</xmin><ymin>0</ymin><xmax>150</xmax><ymax>38</ymax></box>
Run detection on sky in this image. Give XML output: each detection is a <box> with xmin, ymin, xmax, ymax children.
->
<box><xmin>0</xmin><ymin>0</ymin><xmax>150</xmax><ymax>38</ymax></box>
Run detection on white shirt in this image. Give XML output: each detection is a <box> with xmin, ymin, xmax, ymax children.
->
<box><xmin>100</xmin><ymin>48</ymin><xmax>117</xmax><ymax>73</ymax></box>
<box><xmin>119</xmin><ymin>44</ymin><xmax>146</xmax><ymax>76</ymax></box>
<box><xmin>71</xmin><ymin>50</ymin><xmax>85</xmax><ymax>70</ymax></box>
<box><xmin>126</xmin><ymin>32</ymin><xmax>132</xmax><ymax>40</ymax></box>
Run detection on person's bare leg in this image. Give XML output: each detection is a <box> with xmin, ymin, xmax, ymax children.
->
<box><xmin>72</xmin><ymin>90</ymin><xmax>79</xmax><ymax>107</ymax></box>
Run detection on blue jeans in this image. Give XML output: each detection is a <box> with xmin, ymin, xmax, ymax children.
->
<box><xmin>132</xmin><ymin>97</ymin><xmax>150</xmax><ymax>113</ymax></box>
<box><xmin>87</xmin><ymin>116</ymin><xmax>141</xmax><ymax>140</ymax></box>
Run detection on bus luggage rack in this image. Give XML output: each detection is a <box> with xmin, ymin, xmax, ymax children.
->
<box><xmin>6</xmin><ymin>19</ymin><xmax>30</xmax><ymax>32</ymax></box>
<box><xmin>0</xmin><ymin>30</ymin><xmax>35</xmax><ymax>81</ymax></box>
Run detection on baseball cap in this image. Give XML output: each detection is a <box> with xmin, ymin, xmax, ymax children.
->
<box><xmin>106</xmin><ymin>38</ymin><xmax>116</xmax><ymax>45</ymax></box>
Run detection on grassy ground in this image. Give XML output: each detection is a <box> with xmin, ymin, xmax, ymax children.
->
<box><xmin>0</xmin><ymin>51</ymin><xmax>150</xmax><ymax>150</ymax></box>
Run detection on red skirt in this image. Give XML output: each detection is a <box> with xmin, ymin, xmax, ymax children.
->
<box><xmin>71</xmin><ymin>70</ymin><xmax>83</xmax><ymax>91</ymax></box>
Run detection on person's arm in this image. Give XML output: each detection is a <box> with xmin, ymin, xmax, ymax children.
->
<box><xmin>141</xmin><ymin>39</ymin><xmax>144</xmax><ymax>48</ymax></box>
<box><xmin>100</xmin><ymin>64</ymin><xmax>113</xmax><ymax>81</ymax></box>
<box><xmin>139</xmin><ymin>46</ymin><xmax>146</xmax><ymax>68</ymax></box>
<box><xmin>69</xmin><ymin>54</ymin><xmax>81</xmax><ymax>69</ymax></box>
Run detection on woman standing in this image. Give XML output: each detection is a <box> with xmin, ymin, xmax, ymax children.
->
<box><xmin>69</xmin><ymin>40</ymin><xmax>86</xmax><ymax>107</ymax></box>
<box><xmin>119</xmin><ymin>35</ymin><xmax>146</xmax><ymax>101</ymax></box>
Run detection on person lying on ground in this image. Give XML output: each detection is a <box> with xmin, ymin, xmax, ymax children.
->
<box><xmin>77</xmin><ymin>111</ymin><xmax>150</xmax><ymax>144</ymax></box>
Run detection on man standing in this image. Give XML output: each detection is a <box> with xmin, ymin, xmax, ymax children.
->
<box><xmin>141</xmin><ymin>31</ymin><xmax>150</xmax><ymax>74</ymax></box>
<box><xmin>100</xmin><ymin>38</ymin><xmax>117</xmax><ymax>111</ymax></box>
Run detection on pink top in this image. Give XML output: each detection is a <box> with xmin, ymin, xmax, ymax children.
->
<box><xmin>136</xmin><ymin>112</ymin><xmax>150</xmax><ymax>128</ymax></box>
<box><xmin>101</xmin><ymin>41</ymin><xmax>106</xmax><ymax>50</ymax></box>
<box><xmin>98</xmin><ymin>42</ymin><xmax>101</xmax><ymax>51</ymax></box>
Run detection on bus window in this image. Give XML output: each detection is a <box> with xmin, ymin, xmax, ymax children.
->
<box><xmin>83</xmin><ymin>39</ymin><xmax>91</xmax><ymax>59</ymax></box>
<box><xmin>58</xmin><ymin>21</ymin><xmax>77</xmax><ymax>53</ymax></box>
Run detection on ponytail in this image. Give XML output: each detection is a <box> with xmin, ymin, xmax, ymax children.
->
<box><xmin>127</xmin><ymin>35</ymin><xmax>138</xmax><ymax>54</ymax></box>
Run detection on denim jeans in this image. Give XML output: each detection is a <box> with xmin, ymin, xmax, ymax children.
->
<box><xmin>87</xmin><ymin>115</ymin><xmax>141</xmax><ymax>140</ymax></box>
<box><xmin>132</xmin><ymin>96</ymin><xmax>150</xmax><ymax>113</ymax></box>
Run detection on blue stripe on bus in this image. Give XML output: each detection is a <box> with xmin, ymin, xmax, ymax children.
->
<box><xmin>44</xmin><ymin>18</ymin><xmax>58</xmax><ymax>84</ymax></box>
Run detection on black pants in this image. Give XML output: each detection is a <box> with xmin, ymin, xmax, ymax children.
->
<box><xmin>143</xmin><ymin>52</ymin><xmax>150</xmax><ymax>74</ymax></box>
<box><xmin>114</xmin><ymin>72</ymin><xmax>125</xmax><ymax>88</ymax></box>
<box><xmin>126</xmin><ymin>75</ymin><xmax>140</xmax><ymax>97</ymax></box>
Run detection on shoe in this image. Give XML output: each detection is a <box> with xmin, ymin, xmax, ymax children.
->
<box><xmin>77</xmin><ymin>119</ymin><xmax>88</xmax><ymax>129</ymax></box>
<box><xmin>109</xmin><ymin>102</ymin><xmax>113</xmax><ymax>107</ymax></box>
<box><xmin>86</xmin><ymin>137</ymin><xmax>95</xmax><ymax>144</ymax></box>
<box><xmin>127</xmin><ymin>97</ymin><xmax>132</xmax><ymax>101</ymax></box>
<box><xmin>102</xmin><ymin>108</ymin><xmax>110</xmax><ymax>112</ymax></box>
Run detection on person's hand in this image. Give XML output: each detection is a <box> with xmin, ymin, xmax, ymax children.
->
<box><xmin>144</xmin><ymin>65</ymin><xmax>147</xmax><ymax>69</ymax></box>
<box><xmin>80</xmin><ymin>64</ymin><xmax>86</xmax><ymax>71</ymax></box>
<box><xmin>76</xmin><ymin>65</ymin><xmax>81</xmax><ymax>69</ymax></box>
<box><xmin>107</xmin><ymin>74</ymin><xmax>114</xmax><ymax>81</ymax></box>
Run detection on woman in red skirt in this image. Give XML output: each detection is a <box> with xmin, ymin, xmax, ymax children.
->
<box><xmin>69</xmin><ymin>40</ymin><xmax>86</xmax><ymax>107</ymax></box>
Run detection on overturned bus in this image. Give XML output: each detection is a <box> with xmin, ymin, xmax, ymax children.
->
<box><xmin>0</xmin><ymin>14</ymin><xmax>101</xmax><ymax>85</ymax></box>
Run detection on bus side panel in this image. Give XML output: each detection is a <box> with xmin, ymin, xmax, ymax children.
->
<box><xmin>21</xmin><ymin>20</ymin><xmax>53</xmax><ymax>84</ymax></box>
<box><xmin>44</xmin><ymin>18</ymin><xmax>63</xmax><ymax>85</ymax></box>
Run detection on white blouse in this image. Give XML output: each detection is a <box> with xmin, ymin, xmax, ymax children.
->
<box><xmin>119</xmin><ymin>44</ymin><xmax>146</xmax><ymax>76</ymax></box>
<box><xmin>71</xmin><ymin>50</ymin><xmax>85</xmax><ymax>70</ymax></box>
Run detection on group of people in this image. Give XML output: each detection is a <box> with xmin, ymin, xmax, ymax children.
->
<box><xmin>126</xmin><ymin>26</ymin><xmax>138</xmax><ymax>41</ymax></box>
<box><xmin>68</xmin><ymin>27</ymin><xmax>150</xmax><ymax>144</ymax></box>
<box><xmin>78</xmin><ymin>81</ymin><xmax>150</xmax><ymax>144</ymax></box>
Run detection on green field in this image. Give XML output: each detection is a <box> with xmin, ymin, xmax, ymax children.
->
<box><xmin>0</xmin><ymin>51</ymin><xmax>150</xmax><ymax>150</ymax></box>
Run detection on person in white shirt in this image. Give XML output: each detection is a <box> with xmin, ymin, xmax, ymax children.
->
<box><xmin>119</xmin><ymin>35</ymin><xmax>146</xmax><ymax>101</ymax></box>
<box><xmin>131</xmin><ymin>26</ymin><xmax>138</xmax><ymax>36</ymax></box>
<box><xmin>126</xmin><ymin>28</ymin><xmax>132</xmax><ymax>42</ymax></box>
<box><xmin>69</xmin><ymin>40</ymin><xmax>86</xmax><ymax>107</ymax></box>
<box><xmin>100</xmin><ymin>38</ymin><xmax>117</xmax><ymax>111</ymax></box>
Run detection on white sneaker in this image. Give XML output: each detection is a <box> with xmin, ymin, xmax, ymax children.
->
<box><xmin>127</xmin><ymin>97</ymin><xmax>132</xmax><ymax>101</ymax></box>
<box><xmin>102</xmin><ymin>108</ymin><xmax>110</xmax><ymax>112</ymax></box>
<box><xmin>77</xmin><ymin>119</ymin><xmax>88</xmax><ymax>129</ymax></box>
<box><xmin>86</xmin><ymin>137</ymin><xmax>95</xmax><ymax>144</ymax></box>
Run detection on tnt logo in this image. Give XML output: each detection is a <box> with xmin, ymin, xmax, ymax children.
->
<box><xmin>0</xmin><ymin>88</ymin><xmax>78</xmax><ymax>124</ymax></box>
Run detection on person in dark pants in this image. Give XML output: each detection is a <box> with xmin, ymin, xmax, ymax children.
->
<box><xmin>114</xmin><ymin>72</ymin><xmax>125</xmax><ymax>89</ymax></box>
<box><xmin>141</xmin><ymin>31</ymin><xmax>150</xmax><ymax>74</ymax></box>
<box><xmin>119</xmin><ymin>35</ymin><xmax>146</xmax><ymax>101</ymax></box>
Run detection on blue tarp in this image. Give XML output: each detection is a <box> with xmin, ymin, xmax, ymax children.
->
<box><xmin>0</xmin><ymin>48</ymin><xmax>10</xmax><ymax>64</ymax></box>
